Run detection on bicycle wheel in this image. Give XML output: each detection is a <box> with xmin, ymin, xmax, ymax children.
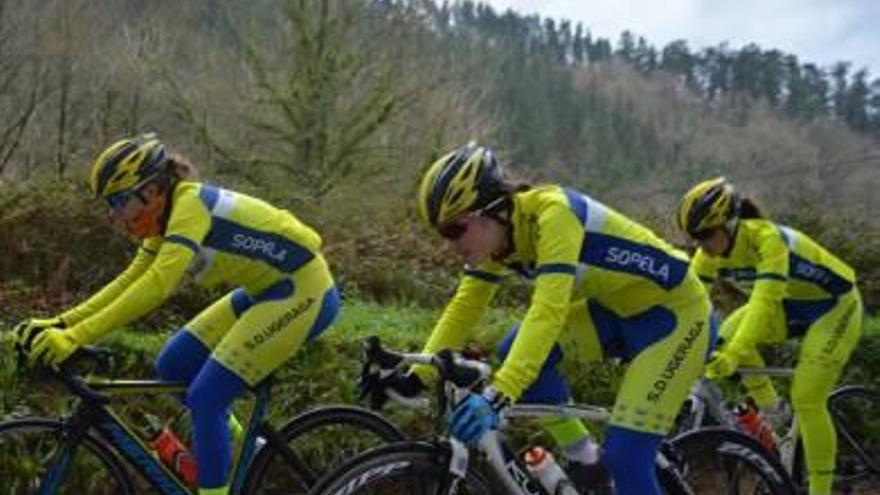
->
<box><xmin>0</xmin><ymin>417</ymin><xmax>134</xmax><ymax>495</ymax></box>
<box><xmin>671</xmin><ymin>427</ymin><xmax>795</xmax><ymax>495</ymax></box>
<box><xmin>792</xmin><ymin>385</ymin><xmax>880</xmax><ymax>494</ymax></box>
<box><xmin>243</xmin><ymin>405</ymin><xmax>405</xmax><ymax>494</ymax></box>
<box><xmin>308</xmin><ymin>441</ymin><xmax>494</xmax><ymax>495</ymax></box>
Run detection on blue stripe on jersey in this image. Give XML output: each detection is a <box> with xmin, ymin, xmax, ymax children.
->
<box><xmin>166</xmin><ymin>235</ymin><xmax>200</xmax><ymax>254</ymax></box>
<box><xmin>789</xmin><ymin>253</ymin><xmax>852</xmax><ymax>296</ymax></box>
<box><xmin>199</xmin><ymin>184</ymin><xmax>220</xmax><ymax>210</ymax></box>
<box><xmin>755</xmin><ymin>272</ymin><xmax>787</xmax><ymax>282</ymax></box>
<box><xmin>536</xmin><ymin>263</ymin><xmax>577</xmax><ymax>275</ymax></box>
<box><xmin>563</xmin><ymin>188</ymin><xmax>588</xmax><ymax>225</ymax></box>
<box><xmin>464</xmin><ymin>269</ymin><xmax>503</xmax><ymax>283</ymax></box>
<box><xmin>204</xmin><ymin>217</ymin><xmax>314</xmax><ymax>273</ymax></box>
<box><xmin>581</xmin><ymin>233</ymin><xmax>688</xmax><ymax>290</ymax></box>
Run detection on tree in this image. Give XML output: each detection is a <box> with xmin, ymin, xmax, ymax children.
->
<box><xmin>661</xmin><ymin>40</ymin><xmax>696</xmax><ymax>88</ymax></box>
<box><xmin>801</xmin><ymin>63</ymin><xmax>830</xmax><ymax>119</ymax></box>
<box><xmin>831</xmin><ymin>61</ymin><xmax>850</xmax><ymax>119</ymax></box>
<box><xmin>163</xmin><ymin>0</ymin><xmax>425</xmax><ymax>200</ymax></box>
<box><xmin>842</xmin><ymin>69</ymin><xmax>871</xmax><ymax>131</ymax></box>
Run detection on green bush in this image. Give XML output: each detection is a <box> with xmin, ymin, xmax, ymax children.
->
<box><xmin>4</xmin><ymin>300</ymin><xmax>877</xmax><ymax>440</ymax></box>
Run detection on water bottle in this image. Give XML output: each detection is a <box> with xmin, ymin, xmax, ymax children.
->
<box><xmin>145</xmin><ymin>416</ymin><xmax>198</xmax><ymax>487</ymax></box>
<box><xmin>523</xmin><ymin>447</ymin><xmax>579</xmax><ymax>495</ymax></box>
<box><xmin>733</xmin><ymin>400</ymin><xmax>777</xmax><ymax>452</ymax></box>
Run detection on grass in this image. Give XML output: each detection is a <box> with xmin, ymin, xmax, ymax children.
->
<box><xmin>1</xmin><ymin>300</ymin><xmax>877</xmax><ymax>430</ymax></box>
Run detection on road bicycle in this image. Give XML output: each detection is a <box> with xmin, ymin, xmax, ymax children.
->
<box><xmin>308</xmin><ymin>337</ymin><xmax>794</xmax><ymax>495</ymax></box>
<box><xmin>677</xmin><ymin>366</ymin><xmax>880</xmax><ymax>494</ymax></box>
<box><xmin>0</xmin><ymin>346</ymin><xmax>405</xmax><ymax>494</ymax></box>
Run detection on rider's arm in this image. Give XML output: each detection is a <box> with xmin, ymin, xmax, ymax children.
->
<box><xmin>58</xmin><ymin>238</ymin><xmax>161</xmax><ymax>326</ymax></box>
<box><xmin>62</xmin><ymin>194</ymin><xmax>210</xmax><ymax>345</ymax></box>
<box><xmin>411</xmin><ymin>269</ymin><xmax>501</xmax><ymax>383</ymax></box>
<box><xmin>691</xmin><ymin>248</ymin><xmax>719</xmax><ymax>294</ymax></box>
<box><xmin>727</xmin><ymin>221</ymin><xmax>788</xmax><ymax>351</ymax></box>
<box><xmin>492</xmin><ymin>202</ymin><xmax>581</xmax><ymax>401</ymax></box>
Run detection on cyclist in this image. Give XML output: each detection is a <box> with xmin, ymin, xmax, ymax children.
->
<box><xmin>384</xmin><ymin>143</ymin><xmax>714</xmax><ymax>495</ymax></box>
<box><xmin>14</xmin><ymin>133</ymin><xmax>340</xmax><ymax>495</ymax></box>
<box><xmin>678</xmin><ymin>177</ymin><xmax>863</xmax><ymax>495</ymax></box>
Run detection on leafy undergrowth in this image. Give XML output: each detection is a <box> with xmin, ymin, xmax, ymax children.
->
<box><xmin>1</xmin><ymin>300</ymin><xmax>877</xmax><ymax>444</ymax></box>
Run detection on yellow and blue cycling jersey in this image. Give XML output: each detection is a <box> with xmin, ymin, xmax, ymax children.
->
<box><xmin>416</xmin><ymin>185</ymin><xmax>710</xmax><ymax>416</ymax></box>
<box><xmin>60</xmin><ymin>181</ymin><xmax>324</xmax><ymax>336</ymax></box>
<box><xmin>692</xmin><ymin>218</ymin><xmax>857</xmax><ymax>343</ymax></box>
<box><xmin>694</xmin><ymin>219</ymin><xmax>861</xmax><ymax>495</ymax></box>
<box><xmin>58</xmin><ymin>180</ymin><xmax>339</xmax><ymax>489</ymax></box>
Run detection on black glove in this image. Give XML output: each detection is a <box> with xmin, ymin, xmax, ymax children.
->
<box><xmin>360</xmin><ymin>369</ymin><xmax>425</xmax><ymax>410</ymax></box>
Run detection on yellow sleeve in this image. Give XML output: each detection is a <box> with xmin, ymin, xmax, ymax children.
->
<box><xmin>728</xmin><ymin>223</ymin><xmax>788</xmax><ymax>352</ymax></box>
<box><xmin>492</xmin><ymin>203</ymin><xmax>582</xmax><ymax>401</ymax></box>
<box><xmin>67</xmin><ymin>243</ymin><xmax>196</xmax><ymax>344</ymax></box>
<box><xmin>67</xmin><ymin>192</ymin><xmax>211</xmax><ymax>344</ymax></box>
<box><xmin>691</xmin><ymin>248</ymin><xmax>718</xmax><ymax>294</ymax></box>
<box><xmin>411</xmin><ymin>269</ymin><xmax>501</xmax><ymax>383</ymax></box>
<box><xmin>59</xmin><ymin>238</ymin><xmax>162</xmax><ymax>326</ymax></box>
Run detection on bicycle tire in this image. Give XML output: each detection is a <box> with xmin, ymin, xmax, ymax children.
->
<box><xmin>792</xmin><ymin>385</ymin><xmax>880</xmax><ymax>493</ymax></box>
<box><xmin>0</xmin><ymin>417</ymin><xmax>134</xmax><ymax>495</ymax></box>
<box><xmin>671</xmin><ymin>426</ymin><xmax>796</xmax><ymax>495</ymax></box>
<box><xmin>308</xmin><ymin>440</ymin><xmax>495</xmax><ymax>495</ymax></box>
<box><xmin>242</xmin><ymin>405</ymin><xmax>405</xmax><ymax>494</ymax></box>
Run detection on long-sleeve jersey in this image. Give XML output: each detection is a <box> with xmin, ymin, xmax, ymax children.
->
<box><xmin>60</xmin><ymin>181</ymin><xmax>322</xmax><ymax>343</ymax></box>
<box><xmin>419</xmin><ymin>185</ymin><xmax>705</xmax><ymax>400</ymax></box>
<box><xmin>691</xmin><ymin>218</ymin><xmax>855</xmax><ymax>349</ymax></box>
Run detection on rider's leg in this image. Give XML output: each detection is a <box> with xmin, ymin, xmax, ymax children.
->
<box><xmin>791</xmin><ymin>291</ymin><xmax>862</xmax><ymax>495</ymax></box>
<box><xmin>189</xmin><ymin>256</ymin><xmax>339</xmax><ymax>493</ymax></box>
<box><xmin>607</xmin><ymin>296</ymin><xmax>711</xmax><ymax>495</ymax></box>
<box><xmin>603</xmin><ymin>426</ymin><xmax>664</xmax><ymax>495</ymax></box>
<box><xmin>156</xmin><ymin>296</ymin><xmax>246</xmax><ymax>440</ymax></box>
<box><xmin>718</xmin><ymin>305</ymin><xmax>784</xmax><ymax>408</ymax></box>
<box><xmin>188</xmin><ymin>359</ymin><xmax>247</xmax><ymax>493</ymax></box>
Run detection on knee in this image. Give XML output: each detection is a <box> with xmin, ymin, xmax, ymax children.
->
<box><xmin>154</xmin><ymin>333</ymin><xmax>184</xmax><ymax>380</ymax></box>
<box><xmin>155</xmin><ymin>330</ymin><xmax>210</xmax><ymax>382</ymax></box>
<box><xmin>497</xmin><ymin>325</ymin><xmax>563</xmax><ymax>369</ymax></box>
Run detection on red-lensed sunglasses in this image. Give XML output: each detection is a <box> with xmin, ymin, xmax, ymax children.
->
<box><xmin>437</xmin><ymin>220</ymin><xmax>468</xmax><ymax>240</ymax></box>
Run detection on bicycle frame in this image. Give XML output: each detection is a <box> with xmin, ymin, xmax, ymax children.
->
<box><xmin>361</xmin><ymin>338</ymin><xmax>683</xmax><ymax>495</ymax></box>
<box><xmin>39</xmin><ymin>367</ymin><xmax>275</xmax><ymax>495</ymax></box>
<box><xmin>684</xmin><ymin>367</ymin><xmax>801</xmax><ymax>472</ymax></box>
<box><xmin>479</xmin><ymin>404</ymin><xmax>614</xmax><ymax>495</ymax></box>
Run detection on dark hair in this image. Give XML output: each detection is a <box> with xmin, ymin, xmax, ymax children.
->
<box><xmin>738</xmin><ymin>197</ymin><xmax>763</xmax><ymax>219</ymax></box>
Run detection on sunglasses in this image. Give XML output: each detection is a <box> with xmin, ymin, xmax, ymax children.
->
<box><xmin>689</xmin><ymin>228</ymin><xmax>716</xmax><ymax>241</ymax></box>
<box><xmin>105</xmin><ymin>191</ymin><xmax>134</xmax><ymax>211</ymax></box>
<box><xmin>438</xmin><ymin>220</ymin><xmax>468</xmax><ymax>240</ymax></box>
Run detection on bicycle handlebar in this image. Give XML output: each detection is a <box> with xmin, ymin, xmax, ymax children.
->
<box><xmin>362</xmin><ymin>336</ymin><xmax>491</xmax><ymax>389</ymax></box>
<box><xmin>47</xmin><ymin>346</ymin><xmax>119</xmax><ymax>404</ymax></box>
<box><xmin>360</xmin><ymin>336</ymin><xmax>492</xmax><ymax>412</ymax></box>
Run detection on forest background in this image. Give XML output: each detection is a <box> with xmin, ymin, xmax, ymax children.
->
<box><xmin>1</xmin><ymin>0</ymin><xmax>878</xmax><ymax>426</ymax></box>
